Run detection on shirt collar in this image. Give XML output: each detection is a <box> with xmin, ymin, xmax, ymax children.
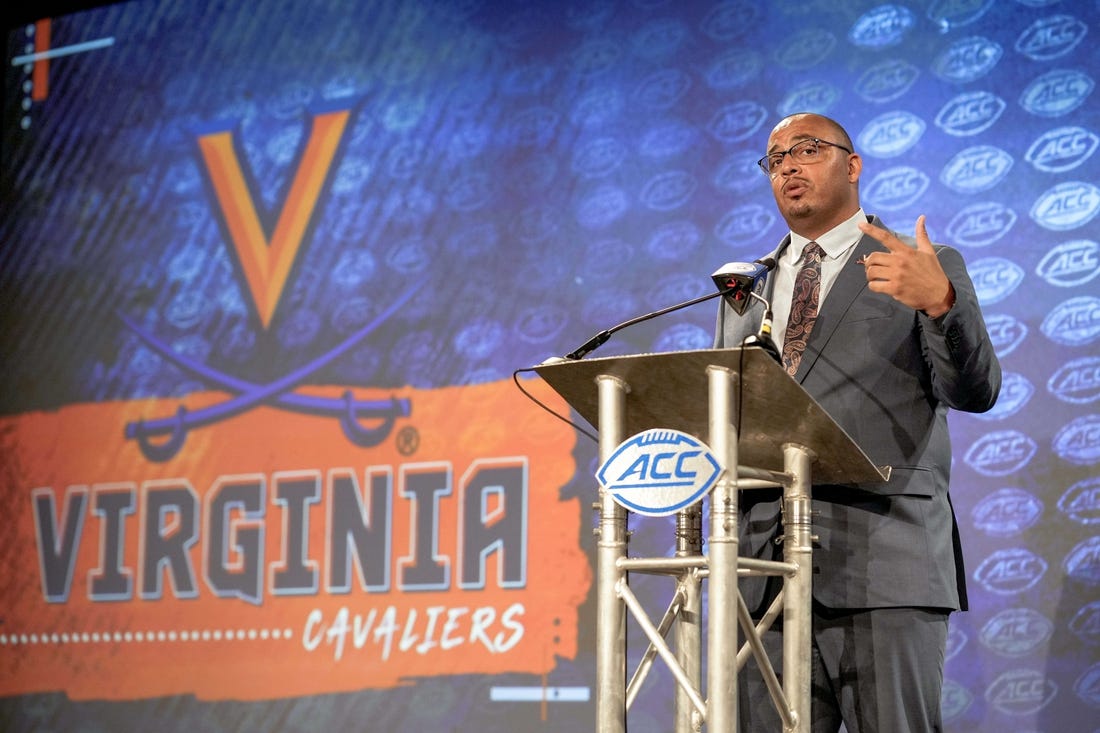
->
<box><xmin>787</xmin><ymin>207</ymin><xmax>866</xmax><ymax>262</ymax></box>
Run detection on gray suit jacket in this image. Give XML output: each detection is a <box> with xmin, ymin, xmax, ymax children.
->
<box><xmin>714</xmin><ymin>215</ymin><xmax>1001</xmax><ymax>613</ymax></box>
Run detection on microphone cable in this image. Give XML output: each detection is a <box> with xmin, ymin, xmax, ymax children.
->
<box><xmin>511</xmin><ymin>366</ymin><xmax>599</xmax><ymax>444</ymax></box>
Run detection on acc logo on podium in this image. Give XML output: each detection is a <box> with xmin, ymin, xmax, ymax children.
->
<box><xmin>597</xmin><ymin>430</ymin><xmax>722</xmax><ymax>516</ymax></box>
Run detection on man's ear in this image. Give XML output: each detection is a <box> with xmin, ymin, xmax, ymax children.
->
<box><xmin>848</xmin><ymin>152</ymin><xmax>862</xmax><ymax>183</ymax></box>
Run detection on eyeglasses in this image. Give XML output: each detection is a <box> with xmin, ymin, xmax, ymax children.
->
<box><xmin>757</xmin><ymin>138</ymin><xmax>852</xmax><ymax>176</ymax></box>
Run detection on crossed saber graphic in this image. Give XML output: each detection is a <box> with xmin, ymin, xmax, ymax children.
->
<box><xmin>119</xmin><ymin>284</ymin><xmax>418</xmax><ymax>462</ymax></box>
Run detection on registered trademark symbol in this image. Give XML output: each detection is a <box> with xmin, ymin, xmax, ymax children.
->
<box><xmin>396</xmin><ymin>425</ymin><xmax>419</xmax><ymax>455</ymax></box>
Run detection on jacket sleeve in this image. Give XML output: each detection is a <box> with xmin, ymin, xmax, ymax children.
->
<box><xmin>918</xmin><ymin>245</ymin><xmax>1002</xmax><ymax>414</ymax></box>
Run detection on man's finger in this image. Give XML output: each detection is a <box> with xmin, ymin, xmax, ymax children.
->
<box><xmin>914</xmin><ymin>214</ymin><xmax>936</xmax><ymax>253</ymax></box>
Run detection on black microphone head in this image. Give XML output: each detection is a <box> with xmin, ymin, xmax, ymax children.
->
<box><xmin>711</xmin><ymin>259</ymin><xmax>772</xmax><ymax>315</ymax></box>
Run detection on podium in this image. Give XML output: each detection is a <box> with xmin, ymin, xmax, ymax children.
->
<box><xmin>534</xmin><ymin>347</ymin><xmax>888</xmax><ymax>733</ymax></box>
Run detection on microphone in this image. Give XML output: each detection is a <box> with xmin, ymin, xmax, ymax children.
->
<box><xmin>711</xmin><ymin>258</ymin><xmax>782</xmax><ymax>363</ymax></box>
<box><xmin>710</xmin><ymin>257</ymin><xmax>776</xmax><ymax>315</ymax></box>
<box><xmin>545</xmin><ymin>256</ymin><xmax>778</xmax><ymax>363</ymax></box>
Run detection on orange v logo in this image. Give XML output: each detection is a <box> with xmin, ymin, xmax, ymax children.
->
<box><xmin>197</xmin><ymin>108</ymin><xmax>352</xmax><ymax>329</ymax></box>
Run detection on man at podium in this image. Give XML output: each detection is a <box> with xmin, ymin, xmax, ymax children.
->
<box><xmin>714</xmin><ymin>112</ymin><xmax>1002</xmax><ymax>733</ymax></box>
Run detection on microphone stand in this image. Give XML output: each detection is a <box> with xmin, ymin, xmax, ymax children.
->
<box><xmin>740</xmin><ymin>290</ymin><xmax>781</xmax><ymax>363</ymax></box>
<box><xmin>564</xmin><ymin>286</ymin><xmax>737</xmax><ymax>361</ymax></box>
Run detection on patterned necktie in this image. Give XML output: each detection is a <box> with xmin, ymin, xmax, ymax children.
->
<box><xmin>782</xmin><ymin>242</ymin><xmax>825</xmax><ymax>376</ymax></box>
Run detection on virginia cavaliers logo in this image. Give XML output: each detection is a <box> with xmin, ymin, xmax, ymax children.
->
<box><xmin>120</xmin><ymin>104</ymin><xmax>412</xmax><ymax>461</ymax></box>
<box><xmin>197</xmin><ymin>106</ymin><xmax>346</xmax><ymax>329</ymax></box>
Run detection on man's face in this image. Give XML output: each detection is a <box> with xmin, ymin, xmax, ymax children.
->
<box><xmin>764</xmin><ymin>115</ymin><xmax>861</xmax><ymax>238</ymax></box>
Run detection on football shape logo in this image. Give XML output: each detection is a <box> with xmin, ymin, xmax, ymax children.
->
<box><xmin>597</xmin><ymin>429</ymin><xmax>722</xmax><ymax>516</ymax></box>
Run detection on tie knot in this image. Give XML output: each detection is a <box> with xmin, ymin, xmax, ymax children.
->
<box><xmin>803</xmin><ymin>242</ymin><xmax>824</xmax><ymax>264</ymax></box>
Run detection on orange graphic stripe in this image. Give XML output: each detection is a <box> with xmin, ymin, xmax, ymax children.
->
<box><xmin>32</xmin><ymin>20</ymin><xmax>51</xmax><ymax>101</ymax></box>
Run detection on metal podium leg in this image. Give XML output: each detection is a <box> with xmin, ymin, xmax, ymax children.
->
<box><xmin>675</xmin><ymin>505</ymin><xmax>703</xmax><ymax>733</ymax></box>
<box><xmin>596</xmin><ymin>375</ymin><xmax>629</xmax><ymax>733</ymax></box>
<box><xmin>782</xmin><ymin>444</ymin><xmax>815</xmax><ymax>733</ymax></box>
<box><xmin>707</xmin><ymin>366</ymin><xmax>738</xmax><ymax>732</ymax></box>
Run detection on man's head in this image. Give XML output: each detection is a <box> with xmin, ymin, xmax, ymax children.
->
<box><xmin>761</xmin><ymin>113</ymin><xmax>862</xmax><ymax>240</ymax></box>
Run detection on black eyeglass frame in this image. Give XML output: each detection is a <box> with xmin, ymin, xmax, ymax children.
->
<box><xmin>757</xmin><ymin>138</ymin><xmax>853</xmax><ymax>176</ymax></box>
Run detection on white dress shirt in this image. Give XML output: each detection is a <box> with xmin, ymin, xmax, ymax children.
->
<box><xmin>770</xmin><ymin>208</ymin><xmax>866</xmax><ymax>352</ymax></box>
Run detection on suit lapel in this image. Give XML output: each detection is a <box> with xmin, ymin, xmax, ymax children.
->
<box><xmin>792</xmin><ymin>218</ymin><xmax>886</xmax><ymax>381</ymax></box>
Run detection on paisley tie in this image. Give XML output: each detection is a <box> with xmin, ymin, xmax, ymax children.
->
<box><xmin>782</xmin><ymin>242</ymin><xmax>824</xmax><ymax>376</ymax></box>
